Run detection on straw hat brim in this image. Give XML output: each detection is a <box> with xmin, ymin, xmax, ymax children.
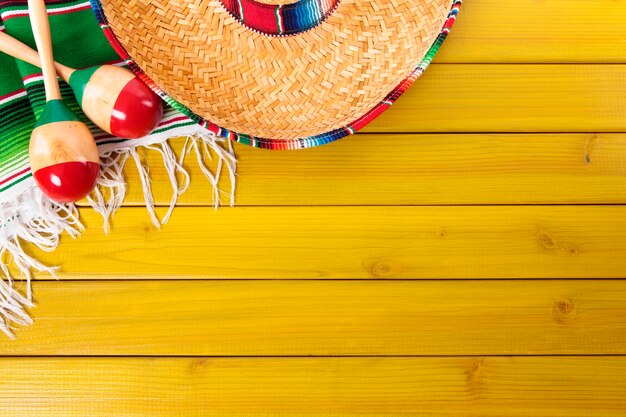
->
<box><xmin>91</xmin><ymin>0</ymin><xmax>461</xmax><ymax>149</ymax></box>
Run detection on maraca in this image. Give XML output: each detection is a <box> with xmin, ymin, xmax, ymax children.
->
<box><xmin>27</xmin><ymin>0</ymin><xmax>99</xmax><ymax>202</ymax></box>
<box><xmin>0</xmin><ymin>31</ymin><xmax>163</xmax><ymax>139</ymax></box>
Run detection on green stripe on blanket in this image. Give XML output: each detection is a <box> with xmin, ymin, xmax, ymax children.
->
<box><xmin>0</xmin><ymin>0</ymin><xmax>236</xmax><ymax>338</ymax></box>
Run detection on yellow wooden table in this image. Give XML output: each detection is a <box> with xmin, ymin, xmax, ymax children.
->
<box><xmin>2</xmin><ymin>1</ymin><xmax>626</xmax><ymax>415</ymax></box>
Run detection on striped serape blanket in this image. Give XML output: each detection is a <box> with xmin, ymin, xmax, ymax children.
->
<box><xmin>0</xmin><ymin>0</ymin><xmax>237</xmax><ymax>337</ymax></box>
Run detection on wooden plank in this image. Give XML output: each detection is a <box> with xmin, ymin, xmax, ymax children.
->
<box><xmin>4</xmin><ymin>280</ymin><xmax>626</xmax><ymax>355</ymax></box>
<box><xmin>436</xmin><ymin>0</ymin><xmax>626</xmax><ymax>63</ymax></box>
<box><xmin>1</xmin><ymin>357</ymin><xmax>626</xmax><ymax>416</ymax></box>
<box><xmin>28</xmin><ymin>205</ymin><xmax>626</xmax><ymax>279</ymax></box>
<box><xmin>363</xmin><ymin>64</ymin><xmax>626</xmax><ymax>133</ymax></box>
<box><xmin>111</xmin><ymin>133</ymin><xmax>626</xmax><ymax>206</ymax></box>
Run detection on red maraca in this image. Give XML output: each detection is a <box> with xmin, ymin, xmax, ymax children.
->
<box><xmin>0</xmin><ymin>31</ymin><xmax>163</xmax><ymax>139</ymax></box>
<box><xmin>68</xmin><ymin>65</ymin><xmax>163</xmax><ymax>139</ymax></box>
<box><xmin>27</xmin><ymin>0</ymin><xmax>99</xmax><ymax>202</ymax></box>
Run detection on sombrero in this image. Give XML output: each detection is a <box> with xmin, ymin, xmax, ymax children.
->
<box><xmin>90</xmin><ymin>0</ymin><xmax>461</xmax><ymax>149</ymax></box>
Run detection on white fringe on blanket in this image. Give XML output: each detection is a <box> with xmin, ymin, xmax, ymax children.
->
<box><xmin>0</xmin><ymin>129</ymin><xmax>236</xmax><ymax>338</ymax></box>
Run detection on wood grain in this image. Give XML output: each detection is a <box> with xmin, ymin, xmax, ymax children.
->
<box><xmin>25</xmin><ymin>205</ymin><xmax>626</xmax><ymax>279</ymax></box>
<box><xmin>3</xmin><ymin>280</ymin><xmax>626</xmax><ymax>355</ymax></box>
<box><xmin>81</xmin><ymin>65</ymin><xmax>134</xmax><ymax>133</ymax></box>
<box><xmin>8</xmin><ymin>4</ymin><xmax>626</xmax><ymax>414</ymax></box>
<box><xmin>29</xmin><ymin>121</ymin><xmax>99</xmax><ymax>171</ymax></box>
<box><xmin>0</xmin><ymin>30</ymin><xmax>75</xmax><ymax>81</ymax></box>
<box><xmin>362</xmin><ymin>64</ymin><xmax>626</xmax><ymax>133</ymax></box>
<box><xmin>1</xmin><ymin>357</ymin><xmax>626</xmax><ymax>416</ymax></box>
<box><xmin>436</xmin><ymin>0</ymin><xmax>626</xmax><ymax>63</ymax></box>
<box><xmin>27</xmin><ymin>0</ymin><xmax>61</xmax><ymax>101</ymax></box>
<box><xmin>102</xmin><ymin>133</ymin><xmax>626</xmax><ymax>206</ymax></box>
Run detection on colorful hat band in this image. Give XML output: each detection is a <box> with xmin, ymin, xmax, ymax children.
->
<box><xmin>90</xmin><ymin>0</ymin><xmax>461</xmax><ymax>149</ymax></box>
<box><xmin>220</xmin><ymin>0</ymin><xmax>340</xmax><ymax>36</ymax></box>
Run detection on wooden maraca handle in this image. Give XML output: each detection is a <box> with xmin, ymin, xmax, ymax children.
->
<box><xmin>0</xmin><ymin>29</ymin><xmax>163</xmax><ymax>139</ymax></box>
<box><xmin>28</xmin><ymin>0</ymin><xmax>61</xmax><ymax>101</ymax></box>
<box><xmin>26</xmin><ymin>0</ymin><xmax>101</xmax><ymax>203</ymax></box>
<box><xmin>0</xmin><ymin>30</ymin><xmax>73</xmax><ymax>81</ymax></box>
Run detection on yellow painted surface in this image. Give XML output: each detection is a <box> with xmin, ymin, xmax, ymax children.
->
<box><xmin>106</xmin><ymin>133</ymin><xmax>626</xmax><ymax>206</ymax></box>
<box><xmin>28</xmin><ymin>205</ymin><xmax>626</xmax><ymax>279</ymax></box>
<box><xmin>2</xmin><ymin>280</ymin><xmax>626</xmax><ymax>355</ymax></box>
<box><xmin>2</xmin><ymin>357</ymin><xmax>626</xmax><ymax>416</ymax></box>
<box><xmin>13</xmin><ymin>2</ymin><xmax>626</xmax><ymax>415</ymax></box>
<box><xmin>364</xmin><ymin>64</ymin><xmax>626</xmax><ymax>133</ymax></box>
<box><xmin>435</xmin><ymin>0</ymin><xmax>626</xmax><ymax>63</ymax></box>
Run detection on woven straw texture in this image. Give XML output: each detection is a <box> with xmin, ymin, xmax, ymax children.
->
<box><xmin>97</xmin><ymin>0</ymin><xmax>450</xmax><ymax>141</ymax></box>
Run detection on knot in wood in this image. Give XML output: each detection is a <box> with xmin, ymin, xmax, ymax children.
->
<box><xmin>371</xmin><ymin>262</ymin><xmax>392</xmax><ymax>277</ymax></box>
<box><xmin>552</xmin><ymin>298</ymin><xmax>576</xmax><ymax>323</ymax></box>
<box><xmin>537</xmin><ymin>231</ymin><xmax>558</xmax><ymax>250</ymax></box>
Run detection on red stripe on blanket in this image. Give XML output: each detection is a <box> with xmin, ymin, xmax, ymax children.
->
<box><xmin>158</xmin><ymin>116</ymin><xmax>189</xmax><ymax>128</ymax></box>
<box><xmin>0</xmin><ymin>167</ymin><xmax>30</xmax><ymax>186</ymax></box>
<box><xmin>0</xmin><ymin>88</ymin><xmax>26</xmax><ymax>103</ymax></box>
<box><xmin>1</xmin><ymin>3</ymin><xmax>91</xmax><ymax>21</ymax></box>
<box><xmin>21</xmin><ymin>73</ymin><xmax>43</xmax><ymax>84</ymax></box>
